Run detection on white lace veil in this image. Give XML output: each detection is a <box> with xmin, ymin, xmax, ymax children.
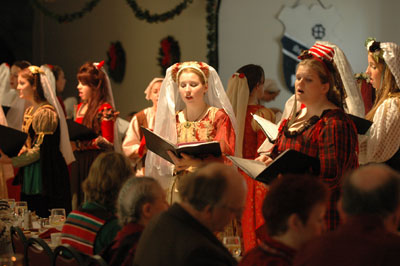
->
<box><xmin>40</xmin><ymin>65</ymin><xmax>56</xmax><ymax>94</ymax></box>
<box><xmin>93</xmin><ymin>61</ymin><xmax>121</xmax><ymax>153</ymax></box>
<box><xmin>316</xmin><ymin>41</ymin><xmax>365</xmax><ymax>117</ymax></box>
<box><xmin>38</xmin><ymin>66</ymin><xmax>75</xmax><ymax>165</ymax></box>
<box><xmin>145</xmin><ymin>62</ymin><xmax>237</xmax><ymax>189</ymax></box>
<box><xmin>380</xmin><ymin>42</ymin><xmax>400</xmax><ymax>88</ymax></box>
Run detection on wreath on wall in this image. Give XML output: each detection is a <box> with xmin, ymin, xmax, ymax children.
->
<box><xmin>158</xmin><ymin>36</ymin><xmax>181</xmax><ymax>75</ymax></box>
<box><xmin>107</xmin><ymin>41</ymin><xmax>126</xmax><ymax>83</ymax></box>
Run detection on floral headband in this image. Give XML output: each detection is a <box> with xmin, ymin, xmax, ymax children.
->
<box><xmin>28</xmin><ymin>66</ymin><xmax>45</xmax><ymax>75</ymax></box>
<box><xmin>365</xmin><ymin>37</ymin><xmax>384</xmax><ymax>63</ymax></box>
<box><xmin>171</xmin><ymin>61</ymin><xmax>210</xmax><ymax>83</ymax></box>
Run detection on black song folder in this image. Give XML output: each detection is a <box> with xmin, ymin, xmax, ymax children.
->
<box><xmin>67</xmin><ymin>119</ymin><xmax>97</xmax><ymax>141</ymax></box>
<box><xmin>0</xmin><ymin>124</ymin><xmax>27</xmax><ymax>157</ymax></box>
<box><xmin>227</xmin><ymin>149</ymin><xmax>320</xmax><ymax>184</ymax></box>
<box><xmin>142</xmin><ymin>127</ymin><xmax>222</xmax><ymax>164</ymax></box>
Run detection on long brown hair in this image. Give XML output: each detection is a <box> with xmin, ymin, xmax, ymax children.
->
<box><xmin>297</xmin><ymin>58</ymin><xmax>344</xmax><ymax>109</ymax></box>
<box><xmin>77</xmin><ymin>62</ymin><xmax>110</xmax><ymax>132</ymax></box>
<box><xmin>365</xmin><ymin>53</ymin><xmax>399</xmax><ymax>121</ymax></box>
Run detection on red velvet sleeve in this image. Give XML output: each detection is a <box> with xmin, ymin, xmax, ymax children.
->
<box><xmin>98</xmin><ymin>103</ymin><xmax>115</xmax><ymax>143</ymax></box>
<box><xmin>213</xmin><ymin>109</ymin><xmax>236</xmax><ymax>156</ymax></box>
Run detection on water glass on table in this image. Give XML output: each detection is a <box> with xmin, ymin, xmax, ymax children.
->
<box><xmin>49</xmin><ymin>208</ymin><xmax>66</xmax><ymax>230</ymax></box>
<box><xmin>14</xmin><ymin>201</ymin><xmax>28</xmax><ymax>217</ymax></box>
<box><xmin>223</xmin><ymin>236</ymin><xmax>242</xmax><ymax>258</ymax></box>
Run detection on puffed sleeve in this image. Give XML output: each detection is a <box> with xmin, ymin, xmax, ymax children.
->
<box><xmin>98</xmin><ymin>103</ymin><xmax>115</xmax><ymax>143</ymax></box>
<box><xmin>318</xmin><ymin>116</ymin><xmax>358</xmax><ymax>189</ymax></box>
<box><xmin>122</xmin><ymin>114</ymin><xmax>142</xmax><ymax>160</ymax></box>
<box><xmin>12</xmin><ymin>106</ymin><xmax>58</xmax><ymax>168</ymax></box>
<box><xmin>213</xmin><ymin>109</ymin><xmax>236</xmax><ymax>156</ymax></box>
<box><xmin>251</xmin><ymin>107</ymin><xmax>275</xmax><ymax>150</ymax></box>
<box><xmin>359</xmin><ymin>97</ymin><xmax>400</xmax><ymax>164</ymax></box>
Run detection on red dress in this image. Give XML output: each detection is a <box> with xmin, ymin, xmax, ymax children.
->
<box><xmin>241</xmin><ymin>105</ymin><xmax>274</xmax><ymax>252</ymax></box>
<box><xmin>70</xmin><ymin>102</ymin><xmax>116</xmax><ymax>209</ymax></box>
<box><xmin>271</xmin><ymin>109</ymin><xmax>359</xmax><ymax>230</ymax></box>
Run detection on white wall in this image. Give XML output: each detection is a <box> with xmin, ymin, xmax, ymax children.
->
<box><xmin>33</xmin><ymin>0</ymin><xmax>400</xmax><ymax>115</ymax></box>
<box><xmin>219</xmin><ymin>0</ymin><xmax>400</xmax><ymax>111</ymax></box>
<box><xmin>33</xmin><ymin>0</ymin><xmax>207</xmax><ymax>118</ymax></box>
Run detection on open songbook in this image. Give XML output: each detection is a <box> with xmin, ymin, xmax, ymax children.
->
<box><xmin>0</xmin><ymin>124</ymin><xmax>28</xmax><ymax>157</ymax></box>
<box><xmin>66</xmin><ymin>119</ymin><xmax>97</xmax><ymax>141</ymax></box>
<box><xmin>252</xmin><ymin>113</ymin><xmax>372</xmax><ymax>142</ymax></box>
<box><xmin>227</xmin><ymin>149</ymin><xmax>320</xmax><ymax>185</ymax></box>
<box><xmin>141</xmin><ymin>127</ymin><xmax>222</xmax><ymax>165</ymax></box>
<box><xmin>252</xmin><ymin>114</ymin><xmax>278</xmax><ymax>143</ymax></box>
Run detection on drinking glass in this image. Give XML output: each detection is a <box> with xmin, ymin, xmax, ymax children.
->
<box><xmin>14</xmin><ymin>201</ymin><xmax>28</xmax><ymax>217</ymax></box>
<box><xmin>223</xmin><ymin>236</ymin><xmax>242</xmax><ymax>258</ymax></box>
<box><xmin>49</xmin><ymin>208</ymin><xmax>66</xmax><ymax>229</ymax></box>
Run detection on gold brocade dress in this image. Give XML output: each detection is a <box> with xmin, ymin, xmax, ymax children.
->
<box><xmin>169</xmin><ymin>106</ymin><xmax>240</xmax><ymax>239</ymax></box>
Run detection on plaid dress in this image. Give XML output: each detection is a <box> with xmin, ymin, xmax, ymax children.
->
<box><xmin>270</xmin><ymin>109</ymin><xmax>359</xmax><ymax>230</ymax></box>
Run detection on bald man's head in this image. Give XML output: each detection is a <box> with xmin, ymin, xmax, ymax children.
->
<box><xmin>342</xmin><ymin>164</ymin><xmax>400</xmax><ymax>218</ymax></box>
<box><xmin>178</xmin><ymin>163</ymin><xmax>246</xmax><ymax>212</ymax></box>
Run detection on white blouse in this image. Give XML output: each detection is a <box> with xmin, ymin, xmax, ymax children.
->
<box><xmin>359</xmin><ymin>97</ymin><xmax>400</xmax><ymax>164</ymax></box>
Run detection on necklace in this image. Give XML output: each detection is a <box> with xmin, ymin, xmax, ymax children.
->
<box><xmin>185</xmin><ymin>105</ymin><xmax>208</xmax><ymax>122</ymax></box>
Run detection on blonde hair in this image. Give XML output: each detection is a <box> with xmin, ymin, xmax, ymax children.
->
<box><xmin>365</xmin><ymin>53</ymin><xmax>399</xmax><ymax>121</ymax></box>
<box><xmin>178</xmin><ymin>68</ymin><xmax>206</xmax><ymax>85</ymax></box>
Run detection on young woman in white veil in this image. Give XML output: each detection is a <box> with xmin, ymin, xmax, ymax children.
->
<box><xmin>0</xmin><ymin>65</ymin><xmax>74</xmax><ymax>217</ymax></box>
<box><xmin>360</xmin><ymin>38</ymin><xmax>400</xmax><ymax>170</ymax></box>
<box><xmin>145</xmin><ymin>61</ymin><xmax>238</xmax><ymax>201</ymax></box>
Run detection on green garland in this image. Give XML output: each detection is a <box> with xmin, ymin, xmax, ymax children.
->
<box><xmin>30</xmin><ymin>0</ymin><xmax>101</xmax><ymax>23</ymax></box>
<box><xmin>126</xmin><ymin>0</ymin><xmax>194</xmax><ymax>23</ymax></box>
<box><xmin>206</xmin><ymin>0</ymin><xmax>220</xmax><ymax>70</ymax></box>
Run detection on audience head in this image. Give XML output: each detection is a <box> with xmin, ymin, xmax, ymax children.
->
<box><xmin>365</xmin><ymin>38</ymin><xmax>400</xmax><ymax>120</ymax></box>
<box><xmin>51</xmin><ymin>65</ymin><xmax>66</xmax><ymax>94</ymax></box>
<box><xmin>178</xmin><ymin>163</ymin><xmax>247</xmax><ymax>232</ymax></box>
<box><xmin>82</xmin><ymin>152</ymin><xmax>133</xmax><ymax>210</ymax></box>
<box><xmin>144</xmin><ymin>78</ymin><xmax>163</xmax><ymax>108</ymax></box>
<box><xmin>263</xmin><ymin>174</ymin><xmax>328</xmax><ymax>248</ymax></box>
<box><xmin>341</xmin><ymin>164</ymin><xmax>400</xmax><ymax>227</ymax></box>
<box><xmin>117</xmin><ymin>176</ymin><xmax>168</xmax><ymax>227</ymax></box>
<box><xmin>10</xmin><ymin>60</ymin><xmax>31</xmax><ymax>90</ymax></box>
<box><xmin>18</xmin><ymin>66</ymin><xmax>46</xmax><ymax>103</ymax></box>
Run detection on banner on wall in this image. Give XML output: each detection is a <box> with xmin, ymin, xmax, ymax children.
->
<box><xmin>278</xmin><ymin>4</ymin><xmax>340</xmax><ymax>93</ymax></box>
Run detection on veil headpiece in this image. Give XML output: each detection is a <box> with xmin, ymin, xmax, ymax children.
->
<box><xmin>291</xmin><ymin>41</ymin><xmax>364</xmax><ymax>121</ymax></box>
<box><xmin>365</xmin><ymin>38</ymin><xmax>400</xmax><ymax>89</ymax></box>
<box><xmin>92</xmin><ymin>60</ymin><xmax>121</xmax><ymax>152</ymax></box>
<box><xmin>145</xmin><ymin>61</ymin><xmax>237</xmax><ymax>189</ymax></box>
<box><xmin>227</xmin><ymin>72</ymin><xmax>249</xmax><ymax>157</ymax></box>
<box><xmin>144</xmin><ymin>78</ymin><xmax>164</xmax><ymax>100</ymax></box>
<box><xmin>37</xmin><ymin>65</ymin><xmax>75</xmax><ymax>165</ymax></box>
